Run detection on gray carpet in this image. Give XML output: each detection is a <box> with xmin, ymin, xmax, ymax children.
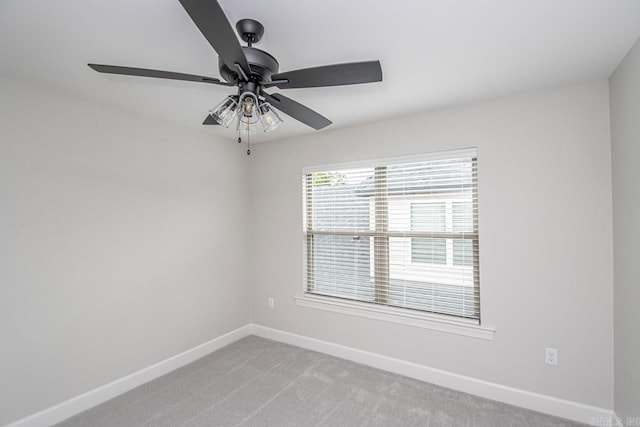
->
<box><xmin>56</xmin><ymin>336</ymin><xmax>584</xmax><ymax>427</ymax></box>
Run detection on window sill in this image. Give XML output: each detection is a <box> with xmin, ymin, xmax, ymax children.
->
<box><xmin>294</xmin><ymin>294</ymin><xmax>495</xmax><ymax>340</ymax></box>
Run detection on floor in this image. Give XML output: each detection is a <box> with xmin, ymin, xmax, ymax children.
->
<box><xmin>56</xmin><ymin>336</ymin><xmax>584</xmax><ymax>427</ymax></box>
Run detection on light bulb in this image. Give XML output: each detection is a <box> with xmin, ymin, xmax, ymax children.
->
<box><xmin>242</xmin><ymin>96</ymin><xmax>255</xmax><ymax>117</ymax></box>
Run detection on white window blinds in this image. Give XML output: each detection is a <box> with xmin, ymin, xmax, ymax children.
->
<box><xmin>303</xmin><ymin>149</ymin><xmax>480</xmax><ymax>320</ymax></box>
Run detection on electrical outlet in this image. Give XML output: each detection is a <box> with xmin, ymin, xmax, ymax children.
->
<box><xmin>268</xmin><ymin>297</ymin><xmax>274</xmax><ymax>309</ymax></box>
<box><xmin>545</xmin><ymin>347</ymin><xmax>558</xmax><ymax>365</ymax></box>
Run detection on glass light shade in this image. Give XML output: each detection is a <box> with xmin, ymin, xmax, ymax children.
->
<box><xmin>211</xmin><ymin>96</ymin><xmax>238</xmax><ymax>128</ymax></box>
<box><xmin>258</xmin><ymin>103</ymin><xmax>283</xmax><ymax>133</ymax></box>
<box><xmin>241</xmin><ymin>96</ymin><xmax>255</xmax><ymax>117</ymax></box>
<box><xmin>237</xmin><ymin>93</ymin><xmax>260</xmax><ymax>135</ymax></box>
<box><xmin>238</xmin><ymin>93</ymin><xmax>259</xmax><ymax>119</ymax></box>
<box><xmin>236</xmin><ymin>116</ymin><xmax>257</xmax><ymax>135</ymax></box>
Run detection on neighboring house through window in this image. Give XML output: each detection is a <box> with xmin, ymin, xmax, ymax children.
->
<box><xmin>303</xmin><ymin>148</ymin><xmax>480</xmax><ymax>321</ymax></box>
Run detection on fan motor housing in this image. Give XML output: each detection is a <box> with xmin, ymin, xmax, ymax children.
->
<box><xmin>219</xmin><ymin>47</ymin><xmax>279</xmax><ymax>84</ymax></box>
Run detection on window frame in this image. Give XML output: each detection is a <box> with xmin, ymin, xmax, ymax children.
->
<box><xmin>300</xmin><ymin>148</ymin><xmax>493</xmax><ymax>339</ymax></box>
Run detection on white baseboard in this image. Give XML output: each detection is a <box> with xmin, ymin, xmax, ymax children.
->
<box><xmin>6</xmin><ymin>325</ymin><xmax>252</xmax><ymax>427</ymax></box>
<box><xmin>7</xmin><ymin>323</ymin><xmax>614</xmax><ymax>427</ymax></box>
<box><xmin>250</xmin><ymin>324</ymin><xmax>614</xmax><ymax>425</ymax></box>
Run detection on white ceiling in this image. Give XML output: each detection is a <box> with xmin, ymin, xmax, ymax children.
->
<box><xmin>1</xmin><ymin>0</ymin><xmax>640</xmax><ymax>142</ymax></box>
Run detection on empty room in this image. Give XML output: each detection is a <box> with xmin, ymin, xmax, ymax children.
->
<box><xmin>1</xmin><ymin>0</ymin><xmax>639</xmax><ymax>426</ymax></box>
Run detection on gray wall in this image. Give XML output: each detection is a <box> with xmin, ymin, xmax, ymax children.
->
<box><xmin>0</xmin><ymin>77</ymin><xmax>251</xmax><ymax>424</ymax></box>
<box><xmin>610</xmin><ymin>36</ymin><xmax>640</xmax><ymax>420</ymax></box>
<box><xmin>1</xmin><ymin>74</ymin><xmax>624</xmax><ymax>422</ymax></box>
<box><xmin>250</xmin><ymin>81</ymin><xmax>614</xmax><ymax>409</ymax></box>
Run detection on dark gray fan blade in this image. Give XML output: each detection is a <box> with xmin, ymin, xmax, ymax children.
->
<box><xmin>88</xmin><ymin>64</ymin><xmax>232</xmax><ymax>86</ymax></box>
<box><xmin>269</xmin><ymin>61</ymin><xmax>382</xmax><ymax>89</ymax></box>
<box><xmin>262</xmin><ymin>92</ymin><xmax>331</xmax><ymax>130</ymax></box>
<box><xmin>179</xmin><ymin>0</ymin><xmax>251</xmax><ymax>77</ymax></box>
<box><xmin>202</xmin><ymin>114</ymin><xmax>220</xmax><ymax>125</ymax></box>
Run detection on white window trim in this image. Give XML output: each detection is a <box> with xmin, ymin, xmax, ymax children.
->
<box><xmin>295</xmin><ymin>293</ymin><xmax>495</xmax><ymax>340</ymax></box>
<box><xmin>302</xmin><ymin>147</ymin><xmax>485</xmax><ymax>334</ymax></box>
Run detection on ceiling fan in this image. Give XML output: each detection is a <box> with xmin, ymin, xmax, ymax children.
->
<box><xmin>88</xmin><ymin>0</ymin><xmax>383</xmax><ymax>146</ymax></box>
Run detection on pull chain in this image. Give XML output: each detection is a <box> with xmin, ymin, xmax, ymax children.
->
<box><xmin>236</xmin><ymin>123</ymin><xmax>250</xmax><ymax>156</ymax></box>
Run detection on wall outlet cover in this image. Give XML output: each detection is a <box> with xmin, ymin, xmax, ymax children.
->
<box><xmin>545</xmin><ymin>347</ymin><xmax>558</xmax><ymax>365</ymax></box>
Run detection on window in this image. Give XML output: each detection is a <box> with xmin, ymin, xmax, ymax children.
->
<box><xmin>303</xmin><ymin>149</ymin><xmax>480</xmax><ymax>320</ymax></box>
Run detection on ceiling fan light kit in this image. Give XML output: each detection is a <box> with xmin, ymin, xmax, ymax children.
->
<box><xmin>88</xmin><ymin>0</ymin><xmax>383</xmax><ymax>152</ymax></box>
